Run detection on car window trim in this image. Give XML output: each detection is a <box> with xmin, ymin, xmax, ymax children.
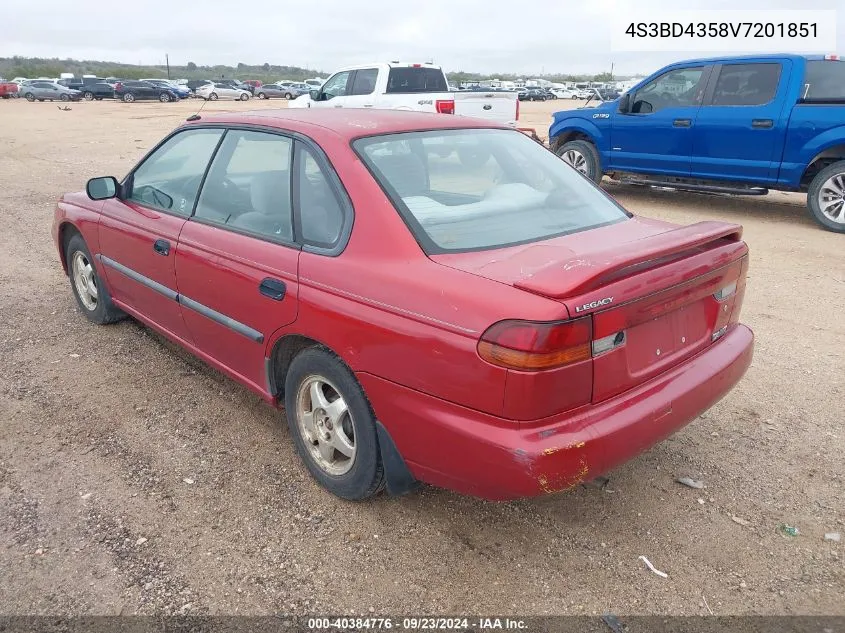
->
<box><xmin>702</xmin><ymin>61</ymin><xmax>784</xmax><ymax>107</ymax></box>
<box><xmin>170</xmin><ymin>123</ymin><xmax>353</xmax><ymax>256</ymax></box>
<box><xmin>120</xmin><ymin>127</ymin><xmax>227</xmax><ymax>219</ymax></box>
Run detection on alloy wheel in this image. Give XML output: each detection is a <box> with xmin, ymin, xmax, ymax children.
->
<box><xmin>818</xmin><ymin>173</ymin><xmax>845</xmax><ymax>224</ymax></box>
<box><xmin>71</xmin><ymin>251</ymin><xmax>98</xmax><ymax>311</ymax></box>
<box><xmin>295</xmin><ymin>375</ymin><xmax>356</xmax><ymax>476</ymax></box>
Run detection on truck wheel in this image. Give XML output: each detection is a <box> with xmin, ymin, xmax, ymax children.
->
<box><xmin>557</xmin><ymin>139</ymin><xmax>601</xmax><ymax>183</ymax></box>
<box><xmin>807</xmin><ymin>160</ymin><xmax>845</xmax><ymax>233</ymax></box>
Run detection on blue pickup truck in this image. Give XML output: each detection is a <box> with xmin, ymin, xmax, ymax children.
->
<box><xmin>549</xmin><ymin>54</ymin><xmax>845</xmax><ymax>232</ymax></box>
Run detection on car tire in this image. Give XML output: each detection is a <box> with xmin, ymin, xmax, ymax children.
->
<box><xmin>258</xmin><ymin>92</ymin><xmax>267</xmax><ymax>99</ymax></box>
<box><xmin>65</xmin><ymin>233</ymin><xmax>125</xmax><ymax>325</ymax></box>
<box><xmin>284</xmin><ymin>346</ymin><xmax>386</xmax><ymax>500</ymax></box>
<box><xmin>239</xmin><ymin>93</ymin><xmax>249</xmax><ymax>101</ymax></box>
<box><xmin>285</xmin><ymin>93</ymin><xmax>293</xmax><ymax>100</ymax></box>
<box><xmin>59</xmin><ymin>93</ymin><xmax>69</xmax><ymax>102</ymax></box>
<box><xmin>556</xmin><ymin>139</ymin><xmax>602</xmax><ymax>183</ymax></box>
<box><xmin>571</xmin><ymin>95</ymin><xmax>578</xmax><ymax>100</ymax></box>
<box><xmin>25</xmin><ymin>92</ymin><xmax>35</xmax><ymax>102</ymax></box>
<box><xmin>807</xmin><ymin>160</ymin><xmax>845</xmax><ymax>233</ymax></box>
<box><xmin>159</xmin><ymin>92</ymin><xmax>170</xmax><ymax>102</ymax></box>
<box><xmin>209</xmin><ymin>93</ymin><xmax>218</xmax><ymax>101</ymax></box>
<box><xmin>123</xmin><ymin>93</ymin><xmax>135</xmax><ymax>103</ymax></box>
<box><xmin>82</xmin><ymin>91</ymin><xmax>94</xmax><ymax>101</ymax></box>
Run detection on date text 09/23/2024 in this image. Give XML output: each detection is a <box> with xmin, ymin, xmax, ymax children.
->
<box><xmin>306</xmin><ymin>617</ymin><xmax>528</xmax><ymax>630</ymax></box>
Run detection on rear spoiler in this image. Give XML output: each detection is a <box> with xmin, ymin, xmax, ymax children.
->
<box><xmin>514</xmin><ymin>221</ymin><xmax>745</xmax><ymax>300</ymax></box>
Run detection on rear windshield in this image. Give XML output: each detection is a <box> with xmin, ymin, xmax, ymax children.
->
<box><xmin>353</xmin><ymin>129</ymin><xmax>628</xmax><ymax>253</ymax></box>
<box><xmin>386</xmin><ymin>67</ymin><xmax>448</xmax><ymax>94</ymax></box>
<box><xmin>802</xmin><ymin>60</ymin><xmax>845</xmax><ymax>101</ymax></box>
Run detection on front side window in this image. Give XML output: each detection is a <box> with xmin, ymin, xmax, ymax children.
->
<box><xmin>126</xmin><ymin>128</ymin><xmax>224</xmax><ymax>215</ymax></box>
<box><xmin>354</xmin><ymin>129</ymin><xmax>628</xmax><ymax>253</ymax></box>
<box><xmin>711</xmin><ymin>63</ymin><xmax>781</xmax><ymax>106</ymax></box>
<box><xmin>194</xmin><ymin>130</ymin><xmax>293</xmax><ymax>241</ymax></box>
<box><xmin>350</xmin><ymin>69</ymin><xmax>378</xmax><ymax>95</ymax></box>
<box><xmin>320</xmin><ymin>72</ymin><xmax>350</xmax><ymax>100</ymax></box>
<box><xmin>631</xmin><ymin>67</ymin><xmax>706</xmax><ymax>113</ymax></box>
<box><xmin>802</xmin><ymin>60</ymin><xmax>845</xmax><ymax>101</ymax></box>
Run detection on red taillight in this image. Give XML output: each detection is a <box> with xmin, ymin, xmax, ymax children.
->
<box><xmin>412</xmin><ymin>63</ymin><xmax>422</xmax><ymax>67</ymax></box>
<box><xmin>435</xmin><ymin>99</ymin><xmax>455</xmax><ymax>114</ymax></box>
<box><xmin>478</xmin><ymin>318</ymin><xmax>592</xmax><ymax>371</ymax></box>
<box><xmin>114</xmin><ymin>82</ymin><xmax>122</xmax><ymax>90</ymax></box>
<box><xmin>824</xmin><ymin>54</ymin><xmax>840</xmax><ymax>61</ymax></box>
<box><xmin>515</xmin><ymin>97</ymin><xmax>520</xmax><ymax>121</ymax></box>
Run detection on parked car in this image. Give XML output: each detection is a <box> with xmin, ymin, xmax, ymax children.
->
<box><xmin>595</xmin><ymin>88</ymin><xmax>621</xmax><ymax>101</ymax></box>
<box><xmin>244</xmin><ymin>80</ymin><xmax>263</xmax><ymax>94</ymax></box>
<box><xmin>52</xmin><ymin>109</ymin><xmax>753</xmax><ymax>501</ymax></box>
<box><xmin>518</xmin><ymin>88</ymin><xmax>548</xmax><ymax>101</ymax></box>
<box><xmin>20</xmin><ymin>81</ymin><xmax>81</xmax><ymax>102</ymax></box>
<box><xmin>290</xmin><ymin>62</ymin><xmax>519</xmax><ymax>126</ymax></box>
<box><xmin>0</xmin><ymin>78</ymin><xmax>18</xmax><ymax>99</ymax></box>
<box><xmin>186</xmin><ymin>79</ymin><xmax>213</xmax><ymax>93</ymax></box>
<box><xmin>552</xmin><ymin>88</ymin><xmax>579</xmax><ymax>99</ymax></box>
<box><xmin>113</xmin><ymin>80</ymin><xmax>179</xmax><ymax>103</ymax></box>
<box><xmin>549</xmin><ymin>54</ymin><xmax>845</xmax><ymax>232</ymax></box>
<box><xmin>196</xmin><ymin>82</ymin><xmax>251</xmax><ymax>101</ymax></box>
<box><xmin>257</xmin><ymin>82</ymin><xmax>309</xmax><ymax>99</ymax></box>
<box><xmin>78</xmin><ymin>82</ymin><xmax>115</xmax><ymax>101</ymax></box>
<box><xmin>215</xmin><ymin>78</ymin><xmax>252</xmax><ymax>92</ymax></box>
<box><xmin>142</xmin><ymin>79</ymin><xmax>191</xmax><ymax>99</ymax></box>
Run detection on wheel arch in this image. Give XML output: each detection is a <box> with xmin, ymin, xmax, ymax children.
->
<box><xmin>57</xmin><ymin>221</ymin><xmax>82</xmax><ymax>275</ymax></box>
<box><xmin>265</xmin><ymin>333</ymin><xmax>417</xmax><ymax>496</ymax></box>
<box><xmin>548</xmin><ymin>119</ymin><xmax>603</xmax><ymax>153</ymax></box>
<box><xmin>800</xmin><ymin>142</ymin><xmax>845</xmax><ymax>190</ymax></box>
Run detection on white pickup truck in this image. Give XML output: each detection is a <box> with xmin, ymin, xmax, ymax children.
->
<box><xmin>289</xmin><ymin>62</ymin><xmax>520</xmax><ymax>126</ymax></box>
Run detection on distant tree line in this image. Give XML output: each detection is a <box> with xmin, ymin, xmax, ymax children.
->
<box><xmin>0</xmin><ymin>56</ymin><xmax>631</xmax><ymax>84</ymax></box>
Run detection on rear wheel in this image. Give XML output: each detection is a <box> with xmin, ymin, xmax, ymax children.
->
<box><xmin>239</xmin><ymin>93</ymin><xmax>249</xmax><ymax>101</ymax></box>
<box><xmin>60</xmin><ymin>93</ymin><xmax>70</xmax><ymax>102</ymax></box>
<box><xmin>159</xmin><ymin>92</ymin><xmax>170</xmax><ymax>102</ymax></box>
<box><xmin>285</xmin><ymin>347</ymin><xmax>385</xmax><ymax>500</ymax></box>
<box><xmin>571</xmin><ymin>95</ymin><xmax>578</xmax><ymax>100</ymax></box>
<box><xmin>808</xmin><ymin>160</ymin><xmax>845</xmax><ymax>233</ymax></box>
<box><xmin>285</xmin><ymin>92</ymin><xmax>293</xmax><ymax>100</ymax></box>
<box><xmin>209</xmin><ymin>92</ymin><xmax>218</xmax><ymax>101</ymax></box>
<box><xmin>65</xmin><ymin>234</ymin><xmax>125</xmax><ymax>325</ymax></box>
<box><xmin>258</xmin><ymin>92</ymin><xmax>267</xmax><ymax>99</ymax></box>
<box><xmin>122</xmin><ymin>93</ymin><xmax>135</xmax><ymax>103</ymax></box>
<box><xmin>556</xmin><ymin>139</ymin><xmax>601</xmax><ymax>183</ymax></box>
<box><xmin>83</xmin><ymin>91</ymin><xmax>94</xmax><ymax>101</ymax></box>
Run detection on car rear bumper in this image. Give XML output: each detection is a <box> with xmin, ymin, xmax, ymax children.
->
<box><xmin>357</xmin><ymin>323</ymin><xmax>754</xmax><ymax>500</ymax></box>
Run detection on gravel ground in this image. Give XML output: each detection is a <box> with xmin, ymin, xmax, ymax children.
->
<box><xmin>0</xmin><ymin>97</ymin><xmax>842</xmax><ymax>617</ymax></box>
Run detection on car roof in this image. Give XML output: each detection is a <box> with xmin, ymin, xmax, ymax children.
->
<box><xmin>186</xmin><ymin>109</ymin><xmax>508</xmax><ymax>140</ymax></box>
<box><xmin>668</xmin><ymin>53</ymin><xmax>825</xmax><ymax>65</ymax></box>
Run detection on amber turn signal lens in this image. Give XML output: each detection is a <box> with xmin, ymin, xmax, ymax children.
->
<box><xmin>478</xmin><ymin>341</ymin><xmax>591</xmax><ymax>370</ymax></box>
<box><xmin>477</xmin><ymin>317</ymin><xmax>593</xmax><ymax>371</ymax></box>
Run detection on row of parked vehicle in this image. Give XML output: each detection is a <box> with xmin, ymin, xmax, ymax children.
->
<box><xmin>5</xmin><ymin>76</ymin><xmax>317</xmax><ymax>103</ymax></box>
<box><xmin>517</xmin><ymin>86</ymin><xmax>621</xmax><ymax>101</ymax></box>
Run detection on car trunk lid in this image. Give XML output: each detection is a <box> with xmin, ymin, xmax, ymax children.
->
<box><xmin>433</xmin><ymin>219</ymin><xmax>748</xmax><ymax>403</ymax></box>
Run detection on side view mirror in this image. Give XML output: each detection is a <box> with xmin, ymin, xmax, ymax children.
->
<box><xmin>309</xmin><ymin>89</ymin><xmax>320</xmax><ymax>101</ymax></box>
<box><xmin>618</xmin><ymin>93</ymin><xmax>631</xmax><ymax>114</ymax></box>
<box><xmin>86</xmin><ymin>176</ymin><xmax>119</xmax><ymax>200</ymax></box>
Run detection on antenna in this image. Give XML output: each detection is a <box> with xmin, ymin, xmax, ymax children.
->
<box><xmin>186</xmin><ymin>91</ymin><xmax>211</xmax><ymax>121</ymax></box>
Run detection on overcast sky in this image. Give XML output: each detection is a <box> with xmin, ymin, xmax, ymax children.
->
<box><xmin>3</xmin><ymin>0</ymin><xmax>843</xmax><ymax>76</ymax></box>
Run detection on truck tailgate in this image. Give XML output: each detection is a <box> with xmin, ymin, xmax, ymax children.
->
<box><xmin>453</xmin><ymin>92</ymin><xmax>518</xmax><ymax>125</ymax></box>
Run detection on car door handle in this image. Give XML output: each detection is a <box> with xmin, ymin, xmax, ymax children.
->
<box><xmin>673</xmin><ymin>118</ymin><xmax>692</xmax><ymax>127</ymax></box>
<box><xmin>259</xmin><ymin>278</ymin><xmax>286</xmax><ymax>301</ymax></box>
<box><xmin>752</xmin><ymin>119</ymin><xmax>774</xmax><ymax>129</ymax></box>
<box><xmin>153</xmin><ymin>239</ymin><xmax>170</xmax><ymax>256</ymax></box>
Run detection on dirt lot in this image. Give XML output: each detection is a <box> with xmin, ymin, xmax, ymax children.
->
<box><xmin>0</xmin><ymin>97</ymin><xmax>842</xmax><ymax>617</ymax></box>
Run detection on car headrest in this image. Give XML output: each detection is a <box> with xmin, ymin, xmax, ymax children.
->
<box><xmin>250</xmin><ymin>170</ymin><xmax>290</xmax><ymax>216</ymax></box>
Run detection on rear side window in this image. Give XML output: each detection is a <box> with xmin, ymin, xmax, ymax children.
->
<box><xmin>711</xmin><ymin>63</ymin><xmax>781</xmax><ymax>106</ymax></box>
<box><xmin>802</xmin><ymin>60</ymin><xmax>845</xmax><ymax>101</ymax></box>
<box><xmin>195</xmin><ymin>130</ymin><xmax>294</xmax><ymax>242</ymax></box>
<box><xmin>350</xmin><ymin>68</ymin><xmax>378</xmax><ymax>95</ymax></box>
<box><xmin>386</xmin><ymin>67</ymin><xmax>448</xmax><ymax>93</ymax></box>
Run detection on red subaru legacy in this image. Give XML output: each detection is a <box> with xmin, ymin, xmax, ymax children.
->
<box><xmin>52</xmin><ymin>109</ymin><xmax>754</xmax><ymax>501</ymax></box>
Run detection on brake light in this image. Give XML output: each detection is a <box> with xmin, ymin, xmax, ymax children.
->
<box><xmin>435</xmin><ymin>99</ymin><xmax>455</xmax><ymax>114</ymax></box>
<box><xmin>412</xmin><ymin>63</ymin><xmax>422</xmax><ymax>67</ymax></box>
<box><xmin>824</xmin><ymin>54</ymin><xmax>840</xmax><ymax>61</ymax></box>
<box><xmin>478</xmin><ymin>318</ymin><xmax>592</xmax><ymax>371</ymax></box>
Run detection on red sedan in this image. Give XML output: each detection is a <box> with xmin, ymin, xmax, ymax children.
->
<box><xmin>52</xmin><ymin>109</ymin><xmax>754</xmax><ymax>501</ymax></box>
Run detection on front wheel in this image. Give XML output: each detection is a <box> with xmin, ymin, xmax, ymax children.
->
<box><xmin>122</xmin><ymin>93</ymin><xmax>135</xmax><ymax>103</ymax></box>
<box><xmin>83</xmin><ymin>91</ymin><xmax>94</xmax><ymax>101</ymax></box>
<box><xmin>556</xmin><ymin>139</ymin><xmax>602</xmax><ymax>183</ymax></box>
<box><xmin>60</xmin><ymin>93</ymin><xmax>70</xmax><ymax>102</ymax></box>
<box><xmin>284</xmin><ymin>347</ymin><xmax>385</xmax><ymax>500</ymax></box>
<box><xmin>65</xmin><ymin>234</ymin><xmax>125</xmax><ymax>324</ymax></box>
<box><xmin>159</xmin><ymin>92</ymin><xmax>170</xmax><ymax>102</ymax></box>
<box><xmin>571</xmin><ymin>95</ymin><xmax>578</xmax><ymax>100</ymax></box>
<box><xmin>25</xmin><ymin>92</ymin><xmax>35</xmax><ymax>102</ymax></box>
<box><xmin>239</xmin><ymin>93</ymin><xmax>249</xmax><ymax>101</ymax></box>
<box><xmin>258</xmin><ymin>92</ymin><xmax>267</xmax><ymax>99</ymax></box>
<box><xmin>285</xmin><ymin>93</ymin><xmax>293</xmax><ymax>100</ymax></box>
<box><xmin>208</xmin><ymin>92</ymin><xmax>218</xmax><ymax>101</ymax></box>
<box><xmin>807</xmin><ymin>160</ymin><xmax>845</xmax><ymax>233</ymax></box>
